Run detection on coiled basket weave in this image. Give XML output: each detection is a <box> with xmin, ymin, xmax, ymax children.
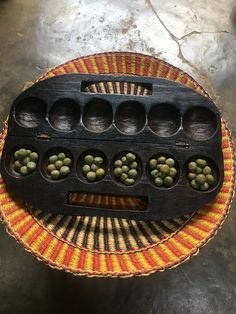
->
<box><xmin>0</xmin><ymin>52</ymin><xmax>235</xmax><ymax>278</ymax></box>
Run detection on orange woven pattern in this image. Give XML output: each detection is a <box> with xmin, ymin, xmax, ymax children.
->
<box><xmin>0</xmin><ymin>52</ymin><xmax>235</xmax><ymax>277</ymax></box>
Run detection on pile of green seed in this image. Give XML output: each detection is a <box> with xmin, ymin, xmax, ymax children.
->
<box><xmin>113</xmin><ymin>152</ymin><xmax>139</xmax><ymax>186</ymax></box>
<box><xmin>82</xmin><ymin>154</ymin><xmax>105</xmax><ymax>182</ymax></box>
<box><xmin>188</xmin><ymin>158</ymin><xmax>216</xmax><ymax>191</ymax></box>
<box><xmin>149</xmin><ymin>156</ymin><xmax>177</xmax><ymax>187</ymax></box>
<box><xmin>13</xmin><ymin>148</ymin><xmax>38</xmax><ymax>176</ymax></box>
<box><xmin>47</xmin><ymin>152</ymin><xmax>72</xmax><ymax>180</ymax></box>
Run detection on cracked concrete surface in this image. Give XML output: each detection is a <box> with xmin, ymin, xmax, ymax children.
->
<box><xmin>0</xmin><ymin>1</ymin><xmax>236</xmax><ymax>313</ymax></box>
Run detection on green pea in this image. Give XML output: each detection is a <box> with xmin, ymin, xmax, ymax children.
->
<box><xmin>47</xmin><ymin>164</ymin><xmax>56</xmax><ymax>172</ymax></box>
<box><xmin>120</xmin><ymin>173</ymin><xmax>128</xmax><ymax>182</ymax></box>
<box><xmin>26</xmin><ymin>149</ymin><xmax>32</xmax><ymax>156</ymax></box>
<box><xmin>163</xmin><ymin>176</ymin><xmax>173</xmax><ymax>187</ymax></box>
<box><xmin>195</xmin><ymin>174</ymin><xmax>206</xmax><ymax>185</ymax></box>
<box><xmin>206</xmin><ymin>174</ymin><xmax>215</xmax><ymax>185</ymax></box>
<box><xmin>51</xmin><ymin>170</ymin><xmax>60</xmax><ymax>180</ymax></box>
<box><xmin>203</xmin><ymin>166</ymin><xmax>212</xmax><ymax>175</ymax></box>
<box><xmin>91</xmin><ymin>164</ymin><xmax>99</xmax><ymax>171</ymax></box>
<box><xmin>114</xmin><ymin>160</ymin><xmax>122</xmax><ymax>168</ymax></box>
<box><xmin>121</xmin><ymin>156</ymin><xmax>129</xmax><ymax>165</ymax></box>
<box><xmin>188</xmin><ymin>162</ymin><xmax>197</xmax><ymax>172</ymax></box>
<box><xmin>82</xmin><ymin>165</ymin><xmax>90</xmax><ymax>174</ymax></box>
<box><xmin>165</xmin><ymin>158</ymin><xmax>175</xmax><ymax>167</ymax></box>
<box><xmin>196</xmin><ymin>166</ymin><xmax>202</xmax><ymax>174</ymax></box>
<box><xmin>154</xmin><ymin>177</ymin><xmax>163</xmax><ymax>187</ymax></box>
<box><xmin>58</xmin><ymin>152</ymin><xmax>66</xmax><ymax>161</ymax></box>
<box><xmin>63</xmin><ymin>158</ymin><xmax>72</xmax><ymax>166</ymax></box>
<box><xmin>151</xmin><ymin>169</ymin><xmax>159</xmax><ymax>178</ymax></box>
<box><xmin>191</xmin><ymin>179</ymin><xmax>199</xmax><ymax>190</ymax></box>
<box><xmin>20</xmin><ymin>166</ymin><xmax>29</xmax><ymax>175</ymax></box>
<box><xmin>27</xmin><ymin>161</ymin><xmax>36</xmax><ymax>172</ymax></box>
<box><xmin>18</xmin><ymin>149</ymin><xmax>27</xmax><ymax>159</ymax></box>
<box><xmin>122</xmin><ymin>165</ymin><xmax>129</xmax><ymax>173</ymax></box>
<box><xmin>149</xmin><ymin>159</ymin><xmax>157</xmax><ymax>169</ymax></box>
<box><xmin>128</xmin><ymin>169</ymin><xmax>137</xmax><ymax>179</ymax></box>
<box><xmin>157</xmin><ymin>164</ymin><xmax>162</xmax><ymax>170</ymax></box>
<box><xmin>196</xmin><ymin>159</ymin><xmax>207</xmax><ymax>168</ymax></box>
<box><xmin>60</xmin><ymin>166</ymin><xmax>70</xmax><ymax>176</ymax></box>
<box><xmin>188</xmin><ymin>173</ymin><xmax>196</xmax><ymax>180</ymax></box>
<box><xmin>84</xmin><ymin>155</ymin><xmax>94</xmax><ymax>165</ymax></box>
<box><xmin>157</xmin><ymin>156</ymin><xmax>166</xmax><ymax>164</ymax></box>
<box><xmin>200</xmin><ymin>182</ymin><xmax>209</xmax><ymax>191</ymax></box>
<box><xmin>169</xmin><ymin>167</ymin><xmax>177</xmax><ymax>178</ymax></box>
<box><xmin>14</xmin><ymin>160</ymin><xmax>22</xmax><ymax>171</ymax></box>
<box><xmin>30</xmin><ymin>152</ymin><xmax>38</xmax><ymax>162</ymax></box>
<box><xmin>22</xmin><ymin>157</ymin><xmax>30</xmax><ymax>166</ymax></box>
<box><xmin>94</xmin><ymin>157</ymin><xmax>103</xmax><ymax>166</ymax></box>
<box><xmin>126</xmin><ymin>153</ymin><xmax>136</xmax><ymax>162</ymax></box>
<box><xmin>124</xmin><ymin>178</ymin><xmax>135</xmax><ymax>186</ymax></box>
<box><xmin>160</xmin><ymin>164</ymin><xmax>170</xmax><ymax>175</ymax></box>
<box><xmin>49</xmin><ymin>155</ymin><xmax>58</xmax><ymax>163</ymax></box>
<box><xmin>130</xmin><ymin>161</ymin><xmax>138</xmax><ymax>169</ymax></box>
<box><xmin>96</xmin><ymin>168</ymin><xmax>105</xmax><ymax>179</ymax></box>
<box><xmin>86</xmin><ymin>171</ymin><xmax>96</xmax><ymax>182</ymax></box>
<box><xmin>55</xmin><ymin>160</ymin><xmax>63</xmax><ymax>169</ymax></box>
<box><xmin>114</xmin><ymin>167</ymin><xmax>122</xmax><ymax>177</ymax></box>
<box><xmin>14</xmin><ymin>150</ymin><xmax>20</xmax><ymax>160</ymax></box>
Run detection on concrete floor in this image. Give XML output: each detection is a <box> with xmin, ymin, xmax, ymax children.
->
<box><xmin>0</xmin><ymin>1</ymin><xmax>236</xmax><ymax>313</ymax></box>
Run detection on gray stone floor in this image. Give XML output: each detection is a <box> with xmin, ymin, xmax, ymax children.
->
<box><xmin>0</xmin><ymin>1</ymin><xmax>235</xmax><ymax>313</ymax></box>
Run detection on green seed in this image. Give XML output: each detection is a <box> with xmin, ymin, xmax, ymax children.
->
<box><xmin>60</xmin><ymin>166</ymin><xmax>70</xmax><ymax>176</ymax></box>
<box><xmin>121</xmin><ymin>156</ymin><xmax>128</xmax><ymax>165</ymax></box>
<box><xmin>94</xmin><ymin>157</ymin><xmax>103</xmax><ymax>166</ymax></box>
<box><xmin>27</xmin><ymin>161</ymin><xmax>36</xmax><ymax>172</ymax></box>
<box><xmin>86</xmin><ymin>171</ymin><xmax>96</xmax><ymax>182</ymax></box>
<box><xmin>165</xmin><ymin>158</ymin><xmax>175</xmax><ymax>167</ymax></box>
<box><xmin>196</xmin><ymin>158</ymin><xmax>207</xmax><ymax>168</ymax></box>
<box><xmin>14</xmin><ymin>150</ymin><xmax>20</xmax><ymax>160</ymax></box>
<box><xmin>114</xmin><ymin>167</ymin><xmax>122</xmax><ymax>177</ymax></box>
<box><xmin>191</xmin><ymin>179</ymin><xmax>199</xmax><ymax>190</ymax></box>
<box><xmin>20</xmin><ymin>166</ymin><xmax>29</xmax><ymax>175</ymax></box>
<box><xmin>22</xmin><ymin>157</ymin><xmax>30</xmax><ymax>166</ymax></box>
<box><xmin>160</xmin><ymin>164</ymin><xmax>170</xmax><ymax>175</ymax></box>
<box><xmin>163</xmin><ymin>176</ymin><xmax>173</xmax><ymax>187</ymax></box>
<box><xmin>49</xmin><ymin>155</ymin><xmax>58</xmax><ymax>163</ymax></box>
<box><xmin>58</xmin><ymin>152</ymin><xmax>66</xmax><ymax>160</ymax></box>
<box><xmin>14</xmin><ymin>160</ymin><xmax>22</xmax><ymax>171</ymax></box>
<box><xmin>96</xmin><ymin>168</ymin><xmax>105</xmax><ymax>179</ymax></box>
<box><xmin>188</xmin><ymin>162</ymin><xmax>197</xmax><ymax>172</ymax></box>
<box><xmin>169</xmin><ymin>167</ymin><xmax>177</xmax><ymax>178</ymax></box>
<box><xmin>120</xmin><ymin>173</ymin><xmax>128</xmax><ymax>182</ymax></box>
<box><xmin>206</xmin><ymin>174</ymin><xmax>215</xmax><ymax>185</ymax></box>
<box><xmin>188</xmin><ymin>173</ymin><xmax>196</xmax><ymax>180</ymax></box>
<box><xmin>91</xmin><ymin>164</ymin><xmax>99</xmax><ymax>171</ymax></box>
<box><xmin>128</xmin><ymin>169</ymin><xmax>137</xmax><ymax>179</ymax></box>
<box><xmin>18</xmin><ymin>149</ymin><xmax>27</xmax><ymax>159</ymax></box>
<box><xmin>151</xmin><ymin>169</ymin><xmax>159</xmax><ymax>178</ymax></box>
<box><xmin>83</xmin><ymin>165</ymin><xmax>90</xmax><ymax>174</ymax></box>
<box><xmin>114</xmin><ymin>160</ymin><xmax>122</xmax><ymax>168</ymax></box>
<box><xmin>154</xmin><ymin>177</ymin><xmax>163</xmax><ymax>187</ymax></box>
<box><xmin>203</xmin><ymin>166</ymin><xmax>212</xmax><ymax>175</ymax></box>
<box><xmin>149</xmin><ymin>159</ymin><xmax>157</xmax><ymax>169</ymax></box>
<box><xmin>200</xmin><ymin>182</ymin><xmax>209</xmax><ymax>191</ymax></box>
<box><xmin>63</xmin><ymin>158</ymin><xmax>72</xmax><ymax>166</ymax></box>
<box><xmin>126</xmin><ymin>153</ymin><xmax>136</xmax><ymax>162</ymax></box>
<box><xmin>130</xmin><ymin>161</ymin><xmax>138</xmax><ymax>169</ymax></box>
<box><xmin>30</xmin><ymin>152</ymin><xmax>38</xmax><ymax>162</ymax></box>
<box><xmin>124</xmin><ymin>178</ymin><xmax>135</xmax><ymax>186</ymax></box>
<box><xmin>84</xmin><ymin>155</ymin><xmax>94</xmax><ymax>165</ymax></box>
<box><xmin>26</xmin><ymin>149</ymin><xmax>32</xmax><ymax>156</ymax></box>
<box><xmin>47</xmin><ymin>164</ymin><xmax>56</xmax><ymax>172</ymax></box>
<box><xmin>51</xmin><ymin>170</ymin><xmax>60</xmax><ymax>180</ymax></box>
<box><xmin>122</xmin><ymin>165</ymin><xmax>129</xmax><ymax>173</ymax></box>
<box><xmin>157</xmin><ymin>164</ymin><xmax>162</xmax><ymax>170</ymax></box>
<box><xmin>55</xmin><ymin>160</ymin><xmax>63</xmax><ymax>169</ymax></box>
<box><xmin>157</xmin><ymin>156</ymin><xmax>166</xmax><ymax>164</ymax></box>
<box><xmin>196</xmin><ymin>167</ymin><xmax>202</xmax><ymax>174</ymax></box>
<box><xmin>196</xmin><ymin>174</ymin><xmax>206</xmax><ymax>185</ymax></box>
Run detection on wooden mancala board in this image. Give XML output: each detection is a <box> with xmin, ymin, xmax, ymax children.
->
<box><xmin>0</xmin><ymin>74</ymin><xmax>224</xmax><ymax>221</ymax></box>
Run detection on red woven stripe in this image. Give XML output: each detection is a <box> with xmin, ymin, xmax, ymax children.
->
<box><xmin>154</xmin><ymin>246</ymin><xmax>171</xmax><ymax>264</ymax></box>
<box><xmin>63</xmin><ymin>246</ymin><xmax>74</xmax><ymax>266</ymax></box>
<box><xmin>50</xmin><ymin>241</ymin><xmax>63</xmax><ymax>261</ymax></box>
<box><xmin>105</xmin><ymin>255</ymin><xmax>114</xmax><ymax>272</ymax></box>
<box><xmin>95</xmin><ymin>55</ymin><xmax>105</xmax><ymax>73</ymax></box>
<box><xmin>183</xmin><ymin>228</ymin><xmax>203</xmax><ymax>241</ymax></box>
<box><xmin>78</xmin><ymin>250</ymin><xmax>86</xmax><ymax>270</ymax></box>
<box><xmin>117</xmin><ymin>255</ymin><xmax>128</xmax><ymax>272</ymax></box>
<box><xmin>17</xmin><ymin>219</ymin><xmax>35</xmax><ymax>237</ymax></box>
<box><xmin>84</xmin><ymin>58</ymin><xmax>95</xmax><ymax>73</ymax></box>
<box><xmin>129</xmin><ymin>254</ymin><xmax>143</xmax><ymax>270</ymax></box>
<box><xmin>93</xmin><ymin>252</ymin><xmax>100</xmax><ymax>272</ymax></box>
<box><xmin>142</xmin><ymin>251</ymin><xmax>156</xmax><ymax>268</ymax></box>
<box><xmin>38</xmin><ymin>234</ymin><xmax>53</xmax><ymax>255</ymax></box>
<box><xmin>106</xmin><ymin>54</ymin><xmax>115</xmax><ymax>73</ymax></box>
<box><xmin>27</xmin><ymin>227</ymin><xmax>44</xmax><ymax>246</ymax></box>
<box><xmin>11</xmin><ymin>212</ymin><xmax>28</xmax><ymax>226</ymax></box>
<box><xmin>165</xmin><ymin>241</ymin><xmax>182</xmax><ymax>257</ymax></box>
<box><xmin>174</xmin><ymin>234</ymin><xmax>195</xmax><ymax>250</ymax></box>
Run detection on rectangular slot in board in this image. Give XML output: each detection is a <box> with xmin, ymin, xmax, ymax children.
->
<box><xmin>81</xmin><ymin>80</ymin><xmax>152</xmax><ymax>96</ymax></box>
<box><xmin>67</xmin><ymin>192</ymin><xmax>148</xmax><ymax>211</ymax></box>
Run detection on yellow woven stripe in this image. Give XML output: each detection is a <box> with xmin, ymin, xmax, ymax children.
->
<box><xmin>101</xmin><ymin>54</ymin><xmax>109</xmax><ymax>73</ymax></box>
<box><xmin>31</xmin><ymin>230</ymin><xmax>49</xmax><ymax>251</ymax></box>
<box><xmin>106</xmin><ymin>218</ymin><xmax>116</xmax><ymax>251</ymax></box>
<box><xmin>147</xmin><ymin>60</ymin><xmax>155</xmax><ymax>76</ymax></box>
<box><xmin>107</xmin><ymin>82</ymin><xmax>114</xmax><ymax>94</ymax></box>
<box><xmin>157</xmin><ymin>61</ymin><xmax>165</xmax><ymax>76</ymax></box>
<box><xmin>168</xmin><ymin>237</ymin><xmax>190</xmax><ymax>255</ymax></box>
<box><xmin>55</xmin><ymin>216</ymin><xmax>72</xmax><ymax>237</ymax></box>
<box><xmin>45</xmin><ymin>215</ymin><xmax>63</xmax><ymax>231</ymax></box>
<box><xmin>0</xmin><ymin>191</ymin><xmax>9</xmax><ymax>201</ymax></box>
<box><xmin>181</xmin><ymin>227</ymin><xmax>205</xmax><ymax>243</ymax></box>
<box><xmin>191</xmin><ymin>217</ymin><xmax>216</xmax><ymax>229</ymax></box>
<box><xmin>83</xmin><ymin>251</ymin><xmax>93</xmax><ymax>272</ymax></box>
<box><xmin>122</xmin><ymin>254</ymin><xmax>135</xmax><ymax>270</ymax></box>
<box><xmin>66</xmin><ymin>217</ymin><xmax>80</xmax><ymax>243</ymax></box>
<box><xmin>151</xmin><ymin>221</ymin><xmax>170</xmax><ymax>238</ymax></box>
<box><xmin>139</xmin><ymin>221</ymin><xmax>161</xmax><ymax>243</ymax></box>
<box><xmin>13</xmin><ymin>215</ymin><xmax>32</xmax><ymax>232</ymax></box>
<box><xmin>87</xmin><ymin>216</ymin><xmax>96</xmax><ymax>249</ymax></box>
<box><xmin>21</xmin><ymin>223</ymin><xmax>41</xmax><ymax>242</ymax></box>
<box><xmin>99</xmin><ymin>83</ymin><xmax>107</xmax><ymax>94</ymax></box>
<box><xmin>121</xmin><ymin>54</ymin><xmax>126</xmax><ymax>73</ymax></box>
<box><xmin>148</xmin><ymin>247</ymin><xmax>165</xmax><ymax>267</ymax></box>
<box><xmin>111</xmin><ymin>54</ymin><xmax>118</xmax><ymax>73</ymax></box>
<box><xmin>131</xmin><ymin>221</ymin><xmax>150</xmax><ymax>247</ymax></box>
<box><xmin>113</xmin><ymin>218</ymin><xmax>127</xmax><ymax>251</ymax></box>
<box><xmin>139</xmin><ymin>56</ymin><xmax>145</xmax><ymax>76</ymax></box>
<box><xmin>68</xmin><ymin>61</ymin><xmax>79</xmax><ymax>73</ymax></box>
<box><xmin>122</xmin><ymin>219</ymin><xmax>139</xmax><ymax>249</ymax></box>
<box><xmin>197</xmin><ymin>209</ymin><xmax>221</xmax><ymax>220</ymax></box>
<box><xmin>110</xmin><ymin>254</ymin><xmax>122</xmax><ymax>272</ymax></box>
<box><xmin>159</xmin><ymin>243</ymin><xmax>177</xmax><ymax>261</ymax></box>
<box><xmin>76</xmin><ymin>215</ymin><xmax>89</xmax><ymax>245</ymax></box>
<box><xmin>130</xmin><ymin>54</ymin><xmax>136</xmax><ymax>74</ymax></box>
<box><xmin>99</xmin><ymin>254</ymin><xmax>107</xmax><ymax>273</ymax></box>
<box><xmin>43</xmin><ymin>237</ymin><xmax>58</xmax><ymax>259</ymax></box>
<box><xmin>5</xmin><ymin>208</ymin><xmax>25</xmax><ymax>223</ymax></box>
<box><xmin>88</xmin><ymin>56</ymin><xmax>99</xmax><ymax>74</ymax></box>
<box><xmin>135</xmin><ymin>252</ymin><xmax>151</xmax><ymax>270</ymax></box>
<box><xmin>78</xmin><ymin>59</ymin><xmax>88</xmax><ymax>73</ymax></box>
<box><xmin>55</xmin><ymin>243</ymin><xmax>68</xmax><ymax>265</ymax></box>
<box><xmin>160</xmin><ymin>220</ymin><xmax>179</xmax><ymax>232</ymax></box>
<box><xmin>68</xmin><ymin>248</ymin><xmax>80</xmax><ymax>269</ymax></box>
<box><xmin>59</xmin><ymin>67</ymin><xmax>66</xmax><ymax>74</ymax></box>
